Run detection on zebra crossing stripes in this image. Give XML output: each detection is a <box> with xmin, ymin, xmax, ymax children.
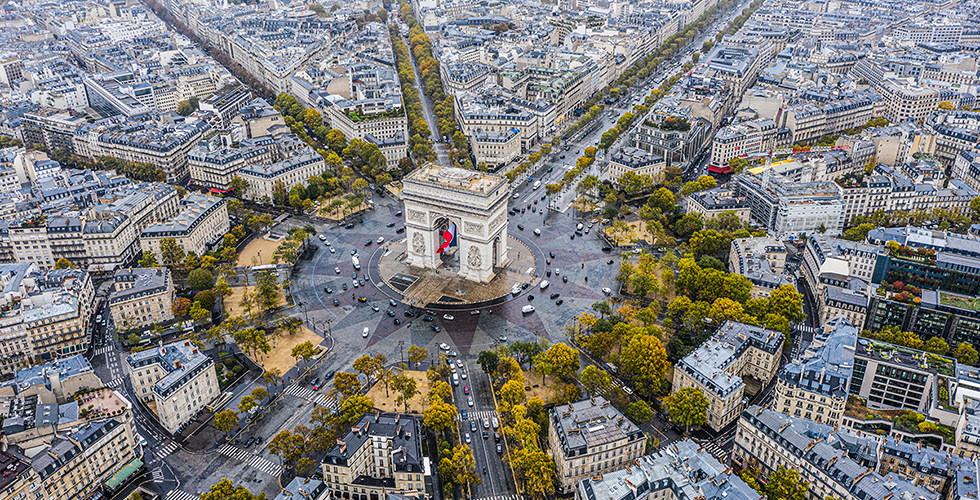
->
<box><xmin>475</xmin><ymin>495</ymin><xmax>523</xmax><ymax>500</ymax></box>
<box><xmin>155</xmin><ymin>441</ymin><xmax>180</xmax><ymax>460</ymax></box>
<box><xmin>94</xmin><ymin>345</ymin><xmax>113</xmax><ymax>355</ymax></box>
<box><xmin>217</xmin><ymin>444</ymin><xmax>284</xmax><ymax>476</ymax></box>
<box><xmin>166</xmin><ymin>490</ymin><xmax>197</xmax><ymax>500</ymax></box>
<box><xmin>459</xmin><ymin>410</ymin><xmax>498</xmax><ymax>422</ymax></box>
<box><xmin>699</xmin><ymin>441</ymin><xmax>729</xmax><ymax>461</ymax></box>
<box><xmin>151</xmin><ymin>468</ymin><xmax>165</xmax><ymax>483</ymax></box>
<box><xmin>105</xmin><ymin>377</ymin><xmax>124</xmax><ymax>389</ymax></box>
<box><xmin>284</xmin><ymin>384</ymin><xmax>339</xmax><ymax>411</ymax></box>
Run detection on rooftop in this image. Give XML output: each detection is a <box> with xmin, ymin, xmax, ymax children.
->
<box><xmin>126</xmin><ymin>340</ymin><xmax>213</xmax><ymax>397</ymax></box>
<box><xmin>550</xmin><ymin>396</ymin><xmax>643</xmax><ymax>457</ymax></box>
<box><xmin>403</xmin><ymin>163</ymin><xmax>506</xmax><ymax>196</ymax></box>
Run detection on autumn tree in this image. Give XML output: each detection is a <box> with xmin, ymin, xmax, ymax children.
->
<box><xmin>663</xmin><ymin>387</ymin><xmax>709</xmax><ymax>432</ymax></box>
<box><xmin>201</xmin><ymin>478</ymin><xmax>266</xmax><ymax>500</ymax></box>
<box><xmin>267</xmin><ymin>429</ymin><xmax>307</xmax><ymax>472</ymax></box>
<box><xmin>408</xmin><ymin>345</ymin><xmax>427</xmax><ymax>367</ymax></box>
<box><xmin>536</xmin><ymin>343</ymin><xmax>579</xmax><ymax>383</ymax></box>
<box><xmin>954</xmin><ymin>342</ymin><xmax>979</xmax><ymax>366</ymax></box>
<box><xmin>619</xmin><ymin>334</ymin><xmax>670</xmax><ymax>396</ymax></box>
<box><xmin>333</xmin><ymin>371</ymin><xmax>361</xmax><ymax>397</ymax></box>
<box><xmin>213</xmin><ymin>409</ymin><xmax>239</xmax><ymax>432</ymax></box>
<box><xmin>423</xmin><ymin>400</ymin><xmax>457</xmax><ymax>432</ymax></box>
<box><xmin>581</xmin><ymin>365</ymin><xmax>612</xmax><ymax>395</ymax></box>
<box><xmin>764</xmin><ymin>466</ymin><xmax>810</xmax><ymax>500</ymax></box>
<box><xmin>291</xmin><ymin>341</ymin><xmax>317</xmax><ymax>370</ymax></box>
<box><xmin>391</xmin><ymin>370</ymin><xmax>419</xmax><ymax>411</ymax></box>
<box><xmin>172</xmin><ymin>297</ymin><xmax>192</xmax><ymax>317</ymax></box>
<box><xmin>451</xmin><ymin>445</ymin><xmax>482</xmax><ymax>487</ymax></box>
<box><xmin>187</xmin><ymin>268</ymin><xmax>214</xmax><ymax>290</ymax></box>
<box><xmin>160</xmin><ymin>238</ymin><xmax>185</xmax><ymax>266</ymax></box>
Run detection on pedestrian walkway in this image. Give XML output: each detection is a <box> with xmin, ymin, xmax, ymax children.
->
<box><xmin>166</xmin><ymin>490</ymin><xmax>197</xmax><ymax>500</ymax></box>
<box><xmin>475</xmin><ymin>494</ymin><xmax>523</xmax><ymax>500</ymax></box>
<box><xmin>459</xmin><ymin>410</ymin><xmax>498</xmax><ymax>422</ymax></box>
<box><xmin>94</xmin><ymin>345</ymin><xmax>113</xmax><ymax>355</ymax></box>
<box><xmin>284</xmin><ymin>384</ymin><xmax>339</xmax><ymax>411</ymax></box>
<box><xmin>106</xmin><ymin>377</ymin><xmax>125</xmax><ymax>389</ymax></box>
<box><xmin>155</xmin><ymin>441</ymin><xmax>180</xmax><ymax>460</ymax></box>
<box><xmin>152</xmin><ymin>468</ymin><xmax>165</xmax><ymax>483</ymax></box>
<box><xmin>217</xmin><ymin>444</ymin><xmax>284</xmax><ymax>476</ymax></box>
<box><xmin>698</xmin><ymin>440</ymin><xmax>729</xmax><ymax>461</ymax></box>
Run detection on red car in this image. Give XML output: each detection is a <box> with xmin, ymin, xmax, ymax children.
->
<box><xmin>464</xmin><ymin>385</ymin><xmax>469</xmax><ymax>395</ymax></box>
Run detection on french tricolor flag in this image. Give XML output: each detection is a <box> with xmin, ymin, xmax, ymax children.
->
<box><xmin>437</xmin><ymin>223</ymin><xmax>457</xmax><ymax>253</ymax></box>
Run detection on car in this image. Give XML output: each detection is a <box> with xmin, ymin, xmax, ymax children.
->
<box><xmin>358</xmin><ymin>296</ymin><xmax>367</xmax><ymax>303</ymax></box>
<box><xmin>531</xmin><ymin>207</ymin><xmax>536</xmax><ymax>213</ymax></box>
<box><xmin>96</xmin><ymin>314</ymin><xmax>102</xmax><ymax>322</ymax></box>
<box><xmin>404</xmin><ymin>310</ymin><xmax>416</xmax><ymax>317</ymax></box>
<box><xmin>325</xmin><ymin>370</ymin><xmax>336</xmax><ymax>379</ymax></box>
<box><xmin>443</xmin><ymin>314</ymin><xmax>454</xmax><ymax>320</ymax></box>
<box><xmin>359</xmin><ymin>279</ymin><xmax>365</xmax><ymax>286</ymax></box>
<box><xmin>469</xmin><ymin>310</ymin><xmax>479</xmax><ymax>315</ymax></box>
<box><xmin>353</xmin><ymin>281</ymin><xmax>359</xmax><ymax>288</ymax></box>
<box><xmin>456</xmin><ymin>360</ymin><xmax>464</xmax><ymax>368</ymax></box>
<box><xmin>395</xmin><ymin>211</ymin><xmax>403</xmax><ymax>216</ymax></box>
<box><xmin>521</xmin><ymin>283</ymin><xmax>529</xmax><ymax>290</ymax></box>
<box><xmin>335</xmin><ymin>267</ymin><xmax>341</xmax><ymax>274</ymax></box>
<box><xmin>556</xmin><ymin>299</ymin><xmax>564</xmax><ymax>305</ymax></box>
<box><xmin>483</xmin><ymin>418</ymin><xmax>490</xmax><ymax>429</ymax></box>
<box><xmin>396</xmin><ymin>227</ymin><xmax>405</xmax><ymax>233</ymax></box>
<box><xmin>365</xmin><ymin>240</ymin><xmax>372</xmax><ymax>246</ymax></box>
<box><xmin>329</xmin><ymin>247</ymin><xmax>336</xmax><ymax>253</ymax></box>
<box><xmin>464</xmin><ymin>385</ymin><xmax>469</xmax><ymax>394</ymax></box>
<box><xmin>377</xmin><ymin>237</ymin><xmax>385</xmax><ymax>244</ymax></box>
<box><xmin>461</xmin><ymin>370</ymin><xmax>467</xmax><ymax>380</ymax></box>
<box><xmin>546</xmin><ymin>270</ymin><xmax>551</xmax><ymax>277</ymax></box>
<box><xmin>521</xmin><ymin>208</ymin><xmax>525</xmax><ymax>213</ymax></box>
<box><xmin>342</xmin><ymin>283</ymin><xmax>348</xmax><ymax>290</ymax></box>
<box><xmin>482</xmin><ymin>429</ymin><xmax>488</xmax><ymax>439</ymax></box>
<box><xmin>352</xmin><ymin>272</ymin><xmax>358</xmax><ymax>279</ymax></box>
<box><xmin>389</xmin><ymin>299</ymin><xmax>397</xmax><ymax>307</ymax></box>
<box><xmin>333</xmin><ymin>298</ymin><xmax>340</xmax><ymax>306</ymax></box>
<box><xmin>513</xmin><ymin>192</ymin><xmax>520</xmax><ymax>199</ymax></box>
<box><xmin>602</xmin><ymin>287</ymin><xmax>612</xmax><ymax>295</ymax></box>
<box><xmin>471</xmin><ymin>420</ymin><xmax>477</xmax><ymax>432</ymax></box>
<box><xmin>528</xmin><ymin>294</ymin><xmax>534</xmax><ymax>300</ymax></box>
<box><xmin>386</xmin><ymin>310</ymin><xmax>395</xmax><ymax>317</ymax></box>
<box><xmin>547</xmin><ymin>166</ymin><xmax>554</xmax><ymax>172</ymax></box>
<box><xmin>465</xmin><ymin>433</ymin><xmax>471</xmax><ymax>443</ymax></box>
<box><xmin>345</xmin><ymin>223</ymin><xmax>355</xmax><ymax>229</ymax></box>
<box><xmin>555</xmin><ymin>268</ymin><xmax>560</xmax><ymax>275</ymax></box>
<box><xmin>550</xmin><ymin>293</ymin><xmax>560</xmax><ymax>299</ymax></box>
<box><xmin>245</xmin><ymin>437</ymin><xmax>255</xmax><ymax>447</ymax></box>
<box><xmin>461</xmin><ymin>410</ymin><xmax>468</xmax><ymax>419</ymax></box>
<box><xmin>570</xmin><ymin>234</ymin><xmax>575</xmax><ymax>240</ymax></box>
<box><xmin>311</xmin><ymin>377</ymin><xmax>321</xmax><ymax>390</ymax></box>
<box><xmin>387</xmin><ymin>222</ymin><xmax>396</xmax><ymax>227</ymax></box>
<box><xmin>560</xmin><ymin>155</ymin><xmax>565</xmax><ymax>159</ymax></box>
<box><xmin>562</xmin><ymin>276</ymin><xmax>568</xmax><ymax>283</ymax></box>
<box><xmin>494</xmin><ymin>432</ymin><xmax>501</xmax><ymax>442</ymax></box>
<box><xmin>608</xmin><ymin>259</ymin><xmax>615</xmax><ymax>265</ymax></box>
<box><xmin>602</xmin><ymin>246</ymin><xmax>612</xmax><ymax>252</ymax></box>
<box><xmin>549</xmin><ymin>252</ymin><xmax>555</xmax><ymax>259</ymax></box>
<box><xmin>394</xmin><ymin>318</ymin><xmax>401</xmax><ymax>325</ymax></box>
<box><xmin>139</xmin><ymin>436</ymin><xmax>148</xmax><ymax>448</ymax></box>
<box><xmin>371</xmin><ymin>305</ymin><xmax>380</xmax><ymax>312</ymax></box>
<box><xmin>498</xmin><ymin>335</ymin><xmax>508</xmax><ymax>342</ymax></box>
<box><xmin>439</xmin><ymin>343</ymin><xmax>450</xmax><ymax>350</ymax></box>
<box><xmin>432</xmin><ymin>326</ymin><xmax>441</xmax><ymax>332</ymax></box>
<box><xmin>496</xmin><ymin>443</ymin><xmax>503</xmax><ymax>454</ymax></box>
<box><xmin>324</xmin><ymin>287</ymin><xmax>332</xmax><ymax>293</ymax></box>
<box><xmin>364</xmin><ymin>273</ymin><xmax>369</xmax><ymax>281</ymax></box>
<box><xmin>533</xmin><ymin>199</ymin><xmax>538</xmax><ymax>204</ymax></box>
<box><xmin>318</xmin><ymin>234</ymin><xmax>326</xmax><ymax>241</ymax></box>
<box><xmin>533</xmin><ymin>228</ymin><xmax>541</xmax><ymax>235</ymax></box>
<box><xmin>423</xmin><ymin>315</ymin><xmax>434</xmax><ymax>322</ymax></box>
<box><xmin>351</xmin><ymin>249</ymin><xmax>357</xmax><ymax>255</ymax></box>
<box><xmin>467</xmin><ymin>397</ymin><xmax>474</xmax><ymax>407</ymax></box>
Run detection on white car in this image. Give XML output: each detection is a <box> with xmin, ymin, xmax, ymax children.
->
<box><xmin>439</xmin><ymin>342</ymin><xmax>450</xmax><ymax>350</ymax></box>
<box><xmin>325</xmin><ymin>241</ymin><xmax>331</xmax><ymax>246</ymax></box>
<box><xmin>456</xmin><ymin>360</ymin><xmax>464</xmax><ymax>368</ymax></box>
<box><xmin>329</xmin><ymin>247</ymin><xmax>335</xmax><ymax>253</ymax></box>
<box><xmin>602</xmin><ymin>287</ymin><xmax>612</xmax><ymax>295</ymax></box>
<box><xmin>335</xmin><ymin>267</ymin><xmax>341</xmax><ymax>274</ymax></box>
<box><xmin>555</xmin><ymin>269</ymin><xmax>560</xmax><ymax>275</ymax></box>
<box><xmin>362</xmin><ymin>327</ymin><xmax>370</xmax><ymax>338</ymax></box>
<box><xmin>461</xmin><ymin>370</ymin><xmax>467</xmax><ymax>380</ymax></box>
<box><xmin>377</xmin><ymin>237</ymin><xmax>385</xmax><ymax>244</ymax></box>
<box><xmin>533</xmin><ymin>228</ymin><xmax>541</xmax><ymax>235</ymax></box>
<box><xmin>318</xmin><ymin>234</ymin><xmax>326</xmax><ymax>241</ymax></box>
<box><xmin>465</xmin><ymin>433</ymin><xmax>471</xmax><ymax>443</ymax></box>
<box><xmin>513</xmin><ymin>192</ymin><xmax>520</xmax><ymax>199</ymax></box>
<box><xmin>443</xmin><ymin>314</ymin><xmax>454</xmax><ymax>320</ymax></box>
<box><xmin>467</xmin><ymin>397</ymin><xmax>473</xmax><ymax>407</ymax></box>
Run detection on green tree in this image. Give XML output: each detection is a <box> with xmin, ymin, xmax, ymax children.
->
<box><xmin>391</xmin><ymin>370</ymin><xmax>419</xmax><ymax>411</ymax></box>
<box><xmin>267</xmin><ymin>429</ymin><xmax>307</xmax><ymax>471</ymax></box>
<box><xmin>843</xmin><ymin>223</ymin><xmax>876</xmax><ymax>242</ymax></box>
<box><xmin>238</xmin><ymin>395</ymin><xmax>259</xmax><ymax>414</ymax></box>
<box><xmin>619</xmin><ymin>334</ymin><xmax>669</xmax><ymax>395</ymax></box>
<box><xmin>925</xmin><ymin>337</ymin><xmax>950</xmax><ymax>355</ymax></box>
<box><xmin>201</xmin><ymin>478</ymin><xmax>267</xmax><ymax>500</ymax></box>
<box><xmin>626</xmin><ymin>400</ymin><xmax>655</xmax><ymax>423</ymax></box>
<box><xmin>194</xmin><ymin>290</ymin><xmax>216</xmax><ymax>311</ymax></box>
<box><xmin>291</xmin><ymin>341</ymin><xmax>317</xmax><ymax>370</ymax></box>
<box><xmin>428</xmin><ymin>380</ymin><xmax>452</xmax><ymax>403</ymax></box>
<box><xmin>138</xmin><ymin>251</ymin><xmax>158</xmax><ymax>268</ymax></box>
<box><xmin>581</xmin><ymin>365</ymin><xmax>612</xmax><ymax>395</ymax></box>
<box><xmin>254</xmin><ymin>270</ymin><xmax>281</xmax><ymax>312</ymax></box>
<box><xmin>423</xmin><ymin>400</ymin><xmax>457</xmax><ymax>432</ymax></box>
<box><xmin>160</xmin><ymin>238</ymin><xmax>185</xmax><ymax>265</ymax></box>
<box><xmin>54</xmin><ymin>258</ymin><xmax>74</xmax><ymax>269</ymax></box>
<box><xmin>188</xmin><ymin>268</ymin><xmax>214</xmax><ymax>290</ymax></box>
<box><xmin>954</xmin><ymin>342</ymin><xmax>979</xmax><ymax>366</ymax></box>
<box><xmin>189</xmin><ymin>301</ymin><xmax>210</xmax><ymax>325</ymax></box>
<box><xmin>764</xmin><ymin>466</ymin><xmax>810</xmax><ymax>500</ymax></box>
<box><xmin>213</xmin><ymin>409</ymin><xmax>239</xmax><ymax>432</ymax></box>
<box><xmin>663</xmin><ymin>387</ymin><xmax>709</xmax><ymax>432</ymax></box>
<box><xmin>478</xmin><ymin>349</ymin><xmax>499</xmax><ymax>375</ymax></box>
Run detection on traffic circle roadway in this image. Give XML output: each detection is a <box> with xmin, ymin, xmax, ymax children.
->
<box><xmin>291</xmin><ymin>197</ymin><xmax>619</xmax><ymax>357</ymax></box>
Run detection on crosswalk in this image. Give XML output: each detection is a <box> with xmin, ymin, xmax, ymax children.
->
<box><xmin>475</xmin><ymin>495</ymin><xmax>523</xmax><ymax>500</ymax></box>
<box><xmin>165</xmin><ymin>490</ymin><xmax>197</xmax><ymax>500</ymax></box>
<box><xmin>94</xmin><ymin>345</ymin><xmax>113</xmax><ymax>355</ymax></box>
<box><xmin>105</xmin><ymin>377</ymin><xmax>124</xmax><ymax>389</ymax></box>
<box><xmin>217</xmin><ymin>444</ymin><xmax>284</xmax><ymax>476</ymax></box>
<box><xmin>154</xmin><ymin>441</ymin><xmax>180</xmax><ymax>460</ymax></box>
<box><xmin>459</xmin><ymin>410</ymin><xmax>498</xmax><ymax>422</ymax></box>
<box><xmin>794</xmin><ymin>324</ymin><xmax>816</xmax><ymax>334</ymax></box>
<box><xmin>284</xmin><ymin>384</ymin><xmax>340</xmax><ymax>411</ymax></box>
<box><xmin>699</xmin><ymin>440</ymin><xmax>730</xmax><ymax>461</ymax></box>
<box><xmin>151</xmin><ymin>468</ymin><xmax>165</xmax><ymax>483</ymax></box>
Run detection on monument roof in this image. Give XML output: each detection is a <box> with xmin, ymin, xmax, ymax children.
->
<box><xmin>404</xmin><ymin>163</ymin><xmax>506</xmax><ymax>195</ymax></box>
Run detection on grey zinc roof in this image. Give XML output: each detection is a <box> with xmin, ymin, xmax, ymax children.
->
<box><xmin>550</xmin><ymin>396</ymin><xmax>641</xmax><ymax>456</ymax></box>
<box><xmin>126</xmin><ymin>341</ymin><xmax>212</xmax><ymax>397</ymax></box>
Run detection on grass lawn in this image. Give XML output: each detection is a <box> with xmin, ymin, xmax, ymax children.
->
<box><xmin>253</xmin><ymin>325</ymin><xmax>324</xmax><ymax>375</ymax></box>
<box><xmin>940</xmin><ymin>291</ymin><xmax>980</xmax><ymax>312</ymax></box>
<box><xmin>365</xmin><ymin>370</ymin><xmax>431</xmax><ymax>414</ymax></box>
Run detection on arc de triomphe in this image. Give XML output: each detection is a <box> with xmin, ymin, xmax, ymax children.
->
<box><xmin>401</xmin><ymin>163</ymin><xmax>509</xmax><ymax>283</ymax></box>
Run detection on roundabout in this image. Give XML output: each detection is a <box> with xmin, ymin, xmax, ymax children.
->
<box><xmin>290</xmin><ymin>165</ymin><xmax>621</xmax><ymax>357</ymax></box>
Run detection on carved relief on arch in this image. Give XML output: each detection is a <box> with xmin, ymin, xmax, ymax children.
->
<box><xmin>412</xmin><ymin>232</ymin><xmax>425</xmax><ymax>254</ymax></box>
<box><xmin>490</xmin><ymin>212</ymin><xmax>505</xmax><ymax>231</ymax></box>
<box><xmin>464</xmin><ymin>221</ymin><xmax>484</xmax><ymax>235</ymax></box>
<box><xmin>408</xmin><ymin>209</ymin><xmax>427</xmax><ymax>223</ymax></box>
<box><xmin>467</xmin><ymin>246</ymin><xmax>482</xmax><ymax>268</ymax></box>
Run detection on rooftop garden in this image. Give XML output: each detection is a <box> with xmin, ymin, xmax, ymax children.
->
<box><xmin>835</xmin><ymin>172</ymin><xmax>865</xmax><ymax>188</ymax></box>
<box><xmin>644</xmin><ymin>116</ymin><xmax>691</xmax><ymax>131</ymax></box>
<box><xmin>885</xmin><ymin>241</ymin><xmax>937</xmax><ymax>265</ymax></box>
<box><xmin>342</xmin><ymin>106</ymin><xmax>405</xmax><ymax>123</ymax></box>
<box><xmin>845</xmin><ymin>396</ymin><xmax>955</xmax><ymax>445</ymax></box>
<box><xmin>876</xmin><ymin>280</ymin><xmax>922</xmax><ymax>304</ymax></box>
<box><xmin>939</xmin><ymin>291</ymin><xmax>980</xmax><ymax>312</ymax></box>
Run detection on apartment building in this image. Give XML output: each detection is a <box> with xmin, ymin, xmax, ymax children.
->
<box><xmin>454</xmin><ymin>89</ymin><xmax>540</xmax><ymax>157</ymax></box>
<box><xmin>709</xmin><ymin>118</ymin><xmax>780</xmax><ymax>171</ymax></box>
<box><xmin>734</xmin><ymin>172</ymin><xmax>846</xmax><ymax>236</ymax></box>
<box><xmin>607</xmin><ymin>147</ymin><xmax>667</xmax><ymax>185</ymax></box>
<box><xmin>866</xmin><ymin>226</ymin><xmax>980</xmax><ymax>297</ymax></box>
<box><xmin>0</xmin><ymin>451</ymin><xmax>32</xmax><ymax>500</ymax></box>
<box><xmin>924</xmin><ymin>111</ymin><xmax>980</xmax><ymax>167</ymax></box>
<box><xmin>878</xmin><ymin>436</ymin><xmax>956</xmax><ymax>492</ymax></box>
<box><xmin>864</xmin><ymin>288</ymin><xmax>980</xmax><ymax>352</ymax></box>
<box><xmin>199</xmin><ymin>86</ymin><xmax>253</xmax><ymax>129</ymax></box>
<box><xmin>140</xmin><ymin>194</ymin><xmax>229</xmax><ymax>264</ymax></box>
<box><xmin>817</xmin><ymin>278</ymin><xmax>869</xmax><ymax>327</ymax></box>
<box><xmin>187</xmin><ymin>136</ymin><xmax>277</xmax><ymax>191</ymax></box>
<box><xmin>952</xmin><ymin>151</ymin><xmax>980</xmax><ymax>193</ymax></box>
<box><xmin>239</xmin><ymin>148</ymin><xmax>326</xmax><ymax>203</ymax></box>
<box><xmin>671</xmin><ymin>321</ymin><xmax>783</xmax><ymax>430</ymax></box>
<box><xmin>685</xmin><ymin>187</ymin><xmax>751</xmax><ymax>222</ymax></box>
<box><xmin>25</xmin><ymin>418</ymin><xmax>140</xmax><ymax>500</ymax></box>
<box><xmin>878</xmin><ymin>78</ymin><xmax>959</xmax><ymax>123</ymax></box>
<box><xmin>109</xmin><ymin>267</ymin><xmax>174</xmax><ymax>331</ymax></box>
<box><xmin>773</xmin><ymin>316</ymin><xmax>857</xmax><ymax>426</ymax></box>
<box><xmin>629</xmin><ymin>111</ymin><xmax>711</xmax><ymax>172</ymax></box>
<box><xmin>696</xmin><ymin>44</ymin><xmax>762</xmax><ymax>101</ymax></box>
<box><xmin>801</xmin><ymin>234</ymin><xmax>887</xmax><ymax>296</ymax></box>
<box><xmin>728</xmin><ymin>237</ymin><xmax>791</xmax><ymax>298</ymax></box>
<box><xmin>126</xmin><ymin>340</ymin><xmax>218</xmax><ymax>435</ymax></box>
<box><xmin>470</xmin><ymin>129</ymin><xmax>522</xmax><ymax>169</ymax></box>
<box><xmin>20</xmin><ymin>108</ymin><xmax>86</xmax><ymax>154</ymax></box>
<box><xmin>92</xmin><ymin>115</ymin><xmax>211</xmax><ymax>183</ymax></box>
<box><xmin>4</xmin><ymin>354</ymin><xmax>103</xmax><ymax>404</ymax></box>
<box><xmin>229</xmin><ymin>98</ymin><xmax>286</xmax><ymax>140</ymax></box>
<box><xmin>574</xmin><ymin>439</ymin><xmax>757</xmax><ymax>500</ymax></box>
<box><xmin>548</xmin><ymin>396</ymin><xmax>646</xmax><ymax>494</ymax></box>
<box><xmin>321</xmin><ymin>413</ymin><xmax>426</xmax><ymax>499</ymax></box>
<box><xmin>735</xmin><ymin>406</ymin><xmax>941</xmax><ymax>500</ymax></box>
<box><xmin>850</xmin><ymin>336</ymin><xmax>955</xmax><ymax>414</ymax></box>
<box><xmin>0</xmin><ymin>387</ymin><xmax>133</xmax><ymax>450</ymax></box>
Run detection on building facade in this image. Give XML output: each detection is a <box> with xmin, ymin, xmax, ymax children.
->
<box><xmin>126</xmin><ymin>340</ymin><xmax>218</xmax><ymax>435</ymax></box>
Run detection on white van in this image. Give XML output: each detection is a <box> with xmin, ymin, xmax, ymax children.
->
<box><xmin>452</xmin><ymin>372</ymin><xmax>459</xmax><ymax>385</ymax></box>
<box><xmin>576</xmin><ymin>223</ymin><xmax>584</xmax><ymax>231</ymax></box>
<box><xmin>540</xmin><ymin>280</ymin><xmax>549</xmax><ymax>290</ymax></box>
<box><xmin>362</xmin><ymin>327</ymin><xmax>370</xmax><ymax>338</ymax></box>
<box><xmin>532</xmin><ymin>180</ymin><xmax>541</xmax><ymax>190</ymax></box>
<box><xmin>522</xmin><ymin>305</ymin><xmax>535</xmax><ymax>314</ymax></box>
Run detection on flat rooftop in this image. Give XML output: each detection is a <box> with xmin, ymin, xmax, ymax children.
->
<box><xmin>403</xmin><ymin>163</ymin><xmax>506</xmax><ymax>195</ymax></box>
